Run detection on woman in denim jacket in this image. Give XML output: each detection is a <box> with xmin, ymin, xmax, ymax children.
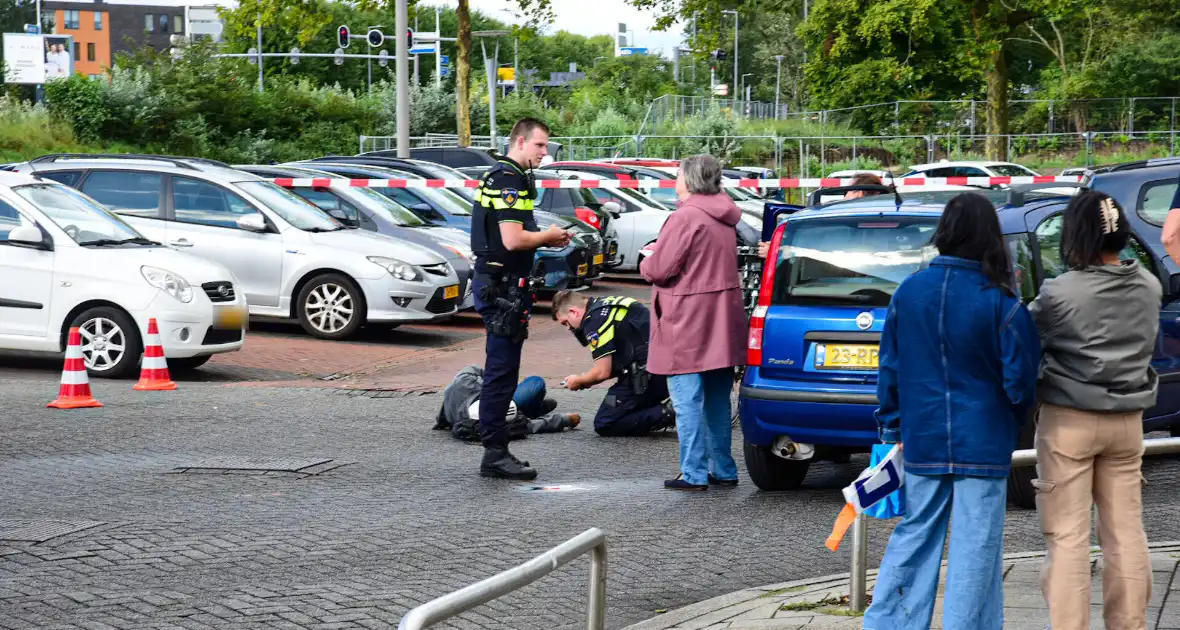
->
<box><xmin>1030</xmin><ymin>192</ymin><xmax>1160</xmax><ymax>630</ymax></box>
<box><xmin>864</xmin><ymin>193</ymin><xmax>1041</xmax><ymax>630</ymax></box>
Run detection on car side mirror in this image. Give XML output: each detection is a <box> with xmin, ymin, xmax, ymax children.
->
<box><xmin>236</xmin><ymin>213</ymin><xmax>268</xmax><ymax>233</ymax></box>
<box><xmin>602</xmin><ymin>201</ymin><xmax>622</xmax><ymax>217</ymax></box>
<box><xmin>8</xmin><ymin>224</ymin><xmax>47</xmax><ymax>249</ymax></box>
<box><xmin>325</xmin><ymin>208</ymin><xmax>356</xmax><ymax>226</ymax></box>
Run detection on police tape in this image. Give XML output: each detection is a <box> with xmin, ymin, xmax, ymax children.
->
<box><xmin>270</xmin><ymin>175</ymin><xmax>1084</xmax><ymax>190</ymax></box>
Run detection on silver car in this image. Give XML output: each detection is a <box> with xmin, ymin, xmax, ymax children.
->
<box><xmin>12</xmin><ymin>155</ymin><xmax>463</xmax><ymax>340</ymax></box>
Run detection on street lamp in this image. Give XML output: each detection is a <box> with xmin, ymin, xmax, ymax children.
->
<box><xmin>741</xmin><ymin>72</ymin><xmax>753</xmax><ymax>101</ymax></box>
<box><xmin>594</xmin><ymin>56</ymin><xmax>607</xmax><ymax>68</ymax></box>
<box><xmin>474</xmin><ymin>30</ymin><xmax>511</xmax><ymax>149</ymax></box>
<box><xmin>774</xmin><ymin>54</ymin><xmax>784</xmax><ymax>118</ymax></box>
<box><xmin>722</xmin><ymin>9</ymin><xmax>738</xmax><ymax>96</ymax></box>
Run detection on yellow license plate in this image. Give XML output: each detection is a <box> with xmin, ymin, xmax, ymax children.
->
<box><xmin>817</xmin><ymin>344</ymin><xmax>879</xmax><ymax>370</ymax></box>
<box><xmin>577</xmin><ymin>264</ymin><xmax>589</xmax><ymax>276</ymax></box>
<box><xmin>213</xmin><ymin>306</ymin><xmax>247</xmax><ymax>330</ymax></box>
<box><xmin>443</xmin><ymin>284</ymin><xmax>459</xmax><ymax>299</ymax></box>
<box><xmin>593</xmin><ymin>254</ymin><xmax>604</xmax><ymax>265</ymax></box>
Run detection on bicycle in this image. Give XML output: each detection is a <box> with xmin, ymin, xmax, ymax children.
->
<box><xmin>732</xmin><ymin>245</ymin><xmax>763</xmax><ymax>427</ymax></box>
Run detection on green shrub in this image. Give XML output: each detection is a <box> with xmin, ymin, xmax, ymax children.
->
<box><xmin>43</xmin><ymin>75</ymin><xmax>108</xmax><ymax>142</ymax></box>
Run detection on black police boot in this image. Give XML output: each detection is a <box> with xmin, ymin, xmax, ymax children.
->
<box><xmin>660</xmin><ymin>398</ymin><xmax>677</xmax><ymax>430</ymax></box>
<box><xmin>480</xmin><ymin>446</ymin><xmax>538</xmax><ymax>480</ymax></box>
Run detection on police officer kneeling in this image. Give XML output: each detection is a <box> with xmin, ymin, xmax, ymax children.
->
<box><xmin>553</xmin><ymin>291</ymin><xmax>676</xmax><ymax>436</ymax></box>
<box><xmin>471</xmin><ymin>117</ymin><xmax>572</xmax><ymax>480</ymax></box>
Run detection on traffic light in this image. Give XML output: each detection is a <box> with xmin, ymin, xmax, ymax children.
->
<box><xmin>366</xmin><ymin>28</ymin><xmax>384</xmax><ymax>47</ymax></box>
<box><xmin>406</xmin><ymin>28</ymin><xmax>414</xmax><ymax>50</ymax></box>
<box><xmin>337</xmin><ymin>25</ymin><xmax>350</xmax><ymax>49</ymax></box>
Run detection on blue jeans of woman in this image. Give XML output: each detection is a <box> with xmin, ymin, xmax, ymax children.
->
<box><xmin>863</xmin><ymin>472</ymin><xmax>1007</xmax><ymax>630</ymax></box>
<box><xmin>667</xmin><ymin>367</ymin><xmax>738</xmax><ymax>485</ymax></box>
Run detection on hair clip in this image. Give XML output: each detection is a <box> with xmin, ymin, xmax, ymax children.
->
<box><xmin>1099</xmin><ymin>197</ymin><xmax>1119</xmax><ymax>235</ymax></box>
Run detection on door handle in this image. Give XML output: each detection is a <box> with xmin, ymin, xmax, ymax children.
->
<box><xmin>169</xmin><ymin>239</ymin><xmax>193</xmax><ymax>248</ymax></box>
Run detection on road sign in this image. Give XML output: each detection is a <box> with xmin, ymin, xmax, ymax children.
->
<box><xmin>290</xmin><ymin>47</ymin><xmax>300</xmax><ymax>65</ymax></box>
<box><xmin>367</xmin><ymin>28</ymin><xmax>383</xmax><ymax>47</ymax></box>
<box><xmin>712</xmin><ymin>83</ymin><xmax>728</xmax><ymax>96</ymax></box>
<box><xmin>409</xmin><ymin>45</ymin><xmax>436</xmax><ymax>55</ymax></box>
<box><xmin>334</xmin><ymin>47</ymin><xmax>344</xmax><ymax>65</ymax></box>
<box><xmin>23</xmin><ymin>24</ymin><xmax>39</xmax><ymax>34</ymax></box>
<box><xmin>378</xmin><ymin>49</ymin><xmax>389</xmax><ymax>67</ymax></box>
<box><xmin>440</xmin><ymin>55</ymin><xmax>449</xmax><ymax>65</ymax></box>
<box><xmin>619</xmin><ymin>47</ymin><xmax>648</xmax><ymax>56</ymax></box>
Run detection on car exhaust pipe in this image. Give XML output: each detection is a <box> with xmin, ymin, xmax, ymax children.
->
<box><xmin>772</xmin><ymin>435</ymin><xmax>815</xmax><ymax>461</ymax></box>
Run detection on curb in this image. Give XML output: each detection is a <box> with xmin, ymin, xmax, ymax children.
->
<box><xmin>620</xmin><ymin>541</ymin><xmax>1180</xmax><ymax>630</ymax></box>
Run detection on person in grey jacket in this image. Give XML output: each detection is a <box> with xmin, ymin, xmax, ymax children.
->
<box><xmin>1029</xmin><ymin>191</ymin><xmax>1161</xmax><ymax>630</ymax></box>
<box><xmin>433</xmin><ymin>366</ymin><xmax>580</xmax><ymax>443</ymax></box>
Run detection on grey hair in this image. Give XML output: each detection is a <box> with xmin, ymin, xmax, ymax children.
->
<box><xmin>679</xmin><ymin>154</ymin><xmax>723</xmax><ymax>195</ymax></box>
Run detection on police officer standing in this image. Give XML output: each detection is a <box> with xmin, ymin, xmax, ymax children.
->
<box><xmin>552</xmin><ymin>290</ymin><xmax>676</xmax><ymax>436</ymax></box>
<box><xmin>471</xmin><ymin>118</ymin><xmax>571</xmax><ymax>480</ymax></box>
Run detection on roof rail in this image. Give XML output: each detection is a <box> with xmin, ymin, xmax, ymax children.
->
<box><xmin>1005</xmin><ymin>182</ymin><xmax>1084</xmax><ymax>207</ymax></box>
<box><xmin>29</xmin><ymin>153</ymin><xmax>231</xmax><ymax>170</ymax></box>
<box><xmin>807</xmin><ymin>184</ymin><xmax>892</xmax><ymax>207</ymax></box>
<box><xmin>1092</xmin><ymin>156</ymin><xmax>1180</xmax><ymax>174</ymax></box>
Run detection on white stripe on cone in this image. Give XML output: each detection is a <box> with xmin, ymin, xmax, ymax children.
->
<box><xmin>60</xmin><ymin>369</ymin><xmax>89</xmax><ymax>385</ymax></box>
<box><xmin>142</xmin><ymin>356</ymin><xmax>168</xmax><ymax>369</ymax></box>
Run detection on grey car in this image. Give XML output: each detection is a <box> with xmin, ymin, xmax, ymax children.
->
<box><xmin>11</xmin><ymin>154</ymin><xmax>464</xmax><ymax>340</ymax></box>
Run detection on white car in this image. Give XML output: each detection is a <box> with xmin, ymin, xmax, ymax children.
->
<box><xmin>11</xmin><ymin>156</ymin><xmax>463</xmax><ymax>341</ymax></box>
<box><xmin>826</xmin><ymin>169</ymin><xmax>892</xmax><ymax>179</ymax></box>
<box><xmin>901</xmin><ymin>160</ymin><xmax>1039</xmax><ymax>179</ymax></box>
<box><xmin>550</xmin><ymin>170</ymin><xmax>672</xmax><ymax>272</ymax></box>
<box><xmin>0</xmin><ymin>172</ymin><xmax>246</xmax><ymax>378</ymax></box>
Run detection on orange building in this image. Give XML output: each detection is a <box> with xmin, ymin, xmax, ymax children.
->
<box><xmin>51</xmin><ymin>6</ymin><xmax>111</xmax><ymax>77</ymax></box>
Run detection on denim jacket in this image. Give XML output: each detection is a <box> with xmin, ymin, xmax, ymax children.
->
<box><xmin>876</xmin><ymin>256</ymin><xmax>1042</xmax><ymax>477</ymax></box>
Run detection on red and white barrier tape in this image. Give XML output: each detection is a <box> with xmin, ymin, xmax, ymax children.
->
<box><xmin>271</xmin><ymin>175</ymin><xmax>1082</xmax><ymax>190</ymax></box>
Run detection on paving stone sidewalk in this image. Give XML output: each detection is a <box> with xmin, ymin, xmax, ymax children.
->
<box><xmin>623</xmin><ymin>542</ymin><xmax>1180</xmax><ymax>630</ymax></box>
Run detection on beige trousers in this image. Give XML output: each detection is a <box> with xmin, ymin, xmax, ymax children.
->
<box><xmin>1034</xmin><ymin>403</ymin><xmax>1151</xmax><ymax>630</ymax></box>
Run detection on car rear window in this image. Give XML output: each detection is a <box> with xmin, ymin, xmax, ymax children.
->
<box><xmin>771</xmin><ymin>216</ymin><xmax>939</xmax><ymax>307</ymax></box>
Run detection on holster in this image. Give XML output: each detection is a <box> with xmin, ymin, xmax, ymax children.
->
<box><xmin>624</xmin><ymin>361</ymin><xmax>651</xmax><ymax>396</ymax></box>
<box><xmin>478</xmin><ymin>273</ymin><xmax>530</xmax><ymax>343</ymax></box>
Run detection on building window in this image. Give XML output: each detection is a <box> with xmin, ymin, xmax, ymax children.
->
<box><xmin>145</xmin><ymin>14</ymin><xmax>154</xmax><ymax>32</ymax></box>
<box><xmin>173</xmin><ymin>15</ymin><xmax>183</xmax><ymax>34</ymax></box>
<box><xmin>94</xmin><ymin>12</ymin><xmax>103</xmax><ymax>30</ymax></box>
<box><xmin>64</xmin><ymin>10</ymin><xmax>80</xmax><ymax>29</ymax></box>
<box><xmin>160</xmin><ymin>14</ymin><xmax>168</xmax><ymax>32</ymax></box>
<box><xmin>73</xmin><ymin>44</ymin><xmax>80</xmax><ymax>61</ymax></box>
<box><xmin>40</xmin><ymin>10</ymin><xmax>55</xmax><ymax>32</ymax></box>
<box><xmin>87</xmin><ymin>43</ymin><xmax>95</xmax><ymax>61</ymax></box>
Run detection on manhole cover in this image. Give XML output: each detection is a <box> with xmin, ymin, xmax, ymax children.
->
<box><xmin>516</xmin><ymin>484</ymin><xmax>591</xmax><ymax>493</ymax></box>
<box><xmin>169</xmin><ymin>458</ymin><xmax>349</xmax><ymax>477</ymax></box>
<box><xmin>0</xmin><ymin>520</ymin><xmax>104</xmax><ymax>543</ymax></box>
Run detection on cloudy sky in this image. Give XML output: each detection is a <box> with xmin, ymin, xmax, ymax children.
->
<box><xmin>434</xmin><ymin>1</ymin><xmax>687</xmax><ymax>58</ymax></box>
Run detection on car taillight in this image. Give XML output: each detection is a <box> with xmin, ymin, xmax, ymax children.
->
<box><xmin>748</xmin><ymin>223</ymin><xmax>786</xmax><ymax>365</ymax></box>
<box><xmin>575</xmin><ymin>207</ymin><xmax>600</xmax><ymax>229</ymax></box>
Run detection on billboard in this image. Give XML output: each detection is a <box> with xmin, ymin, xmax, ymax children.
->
<box><xmin>3</xmin><ymin>33</ymin><xmax>74</xmax><ymax>84</ymax></box>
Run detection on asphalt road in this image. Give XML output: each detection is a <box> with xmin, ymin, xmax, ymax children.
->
<box><xmin>2</xmin><ymin>368</ymin><xmax>1180</xmax><ymax>630</ymax></box>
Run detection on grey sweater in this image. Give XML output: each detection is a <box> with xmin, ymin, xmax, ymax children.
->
<box><xmin>1029</xmin><ymin>260</ymin><xmax>1161</xmax><ymax>412</ymax></box>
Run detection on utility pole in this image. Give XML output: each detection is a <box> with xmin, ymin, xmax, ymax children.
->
<box><xmin>256</xmin><ymin>13</ymin><xmax>264</xmax><ymax>92</ymax></box>
<box><xmin>434</xmin><ymin>6</ymin><xmax>442</xmax><ymax>88</ymax></box>
<box><xmin>476</xmin><ymin>31</ymin><xmax>509</xmax><ymax>148</ymax></box>
<box><xmin>395</xmin><ymin>0</ymin><xmax>409</xmax><ymax>157</ymax></box>
<box><xmin>722</xmin><ymin>10</ymin><xmax>738</xmax><ymax>98</ymax></box>
<box><xmin>774</xmin><ymin>55</ymin><xmax>784</xmax><ymax>118</ymax></box>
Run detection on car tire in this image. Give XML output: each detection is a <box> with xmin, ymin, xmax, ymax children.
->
<box><xmin>69</xmin><ymin>306</ymin><xmax>143</xmax><ymax>379</ymax></box>
<box><xmin>743</xmin><ymin>441</ymin><xmax>810</xmax><ymax>491</ymax></box>
<box><xmin>1172</xmin><ymin>426</ymin><xmax>1180</xmax><ymax>438</ymax></box>
<box><xmin>169</xmin><ymin>355</ymin><xmax>213</xmax><ymax>373</ymax></box>
<box><xmin>296</xmin><ymin>273</ymin><xmax>367</xmax><ymax>340</ymax></box>
<box><xmin>1007</xmin><ymin>411</ymin><xmax>1039</xmax><ymax>509</ymax></box>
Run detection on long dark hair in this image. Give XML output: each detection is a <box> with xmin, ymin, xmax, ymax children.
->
<box><xmin>933</xmin><ymin>192</ymin><xmax>1014</xmax><ymax>295</ymax></box>
<box><xmin>1061</xmin><ymin>191</ymin><xmax>1130</xmax><ymax>270</ymax></box>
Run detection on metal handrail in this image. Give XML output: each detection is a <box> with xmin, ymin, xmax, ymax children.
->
<box><xmin>398</xmin><ymin>528</ymin><xmax>607</xmax><ymax>630</ymax></box>
<box><xmin>847</xmin><ymin>436</ymin><xmax>1180</xmax><ymax>612</ymax></box>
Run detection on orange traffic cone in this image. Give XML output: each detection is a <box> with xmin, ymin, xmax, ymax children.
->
<box><xmin>47</xmin><ymin>327</ymin><xmax>103</xmax><ymax>409</ymax></box>
<box><xmin>134</xmin><ymin>318</ymin><xmax>177</xmax><ymax>391</ymax></box>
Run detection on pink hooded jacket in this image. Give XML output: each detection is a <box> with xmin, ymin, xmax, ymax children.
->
<box><xmin>640</xmin><ymin>192</ymin><xmax>747</xmax><ymax>376</ymax></box>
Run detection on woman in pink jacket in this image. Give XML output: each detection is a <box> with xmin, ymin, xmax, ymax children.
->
<box><xmin>640</xmin><ymin>154</ymin><xmax>748</xmax><ymax>491</ymax></box>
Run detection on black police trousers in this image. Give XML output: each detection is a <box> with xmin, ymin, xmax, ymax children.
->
<box><xmin>473</xmin><ymin>274</ymin><xmax>532</xmax><ymax>448</ymax></box>
<box><xmin>594</xmin><ymin>375</ymin><xmax>670</xmax><ymax>437</ymax></box>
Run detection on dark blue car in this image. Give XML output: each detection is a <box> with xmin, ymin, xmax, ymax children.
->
<box><xmin>742</xmin><ymin>164</ymin><xmax>1180</xmax><ymax>507</ymax></box>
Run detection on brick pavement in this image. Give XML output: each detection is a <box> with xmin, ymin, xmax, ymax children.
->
<box><xmin>2</xmin><ymin>371</ymin><xmax>1180</xmax><ymax>629</ymax></box>
<box><xmin>623</xmin><ymin>544</ymin><xmax>1180</xmax><ymax>630</ymax></box>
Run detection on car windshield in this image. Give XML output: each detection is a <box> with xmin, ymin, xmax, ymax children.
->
<box><xmin>642</xmin><ymin>186</ymin><xmax>679</xmax><ymax>209</ymax></box>
<box><xmin>431</xmin><ymin>187</ymin><xmax>473</xmax><ymax>214</ymax></box>
<box><xmin>12</xmin><ymin>183</ymin><xmax>148</xmax><ymax>245</ymax></box>
<box><xmin>349</xmin><ymin>186</ymin><xmax>426</xmax><ymax>226</ymax></box>
<box><xmin>989</xmin><ymin>164</ymin><xmax>1038</xmax><ymax>177</ymax></box>
<box><xmin>612</xmin><ymin>188</ymin><xmax>667</xmax><ymax>211</ymax></box>
<box><xmin>236</xmin><ymin>181</ymin><xmax>343</xmax><ymax>231</ymax></box>
<box><xmin>772</xmin><ymin>216</ymin><xmax>940</xmax><ymax>307</ymax></box>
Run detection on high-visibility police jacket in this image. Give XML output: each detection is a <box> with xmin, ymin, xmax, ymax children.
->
<box><xmin>579</xmin><ymin>296</ymin><xmax>651</xmax><ymax>379</ymax></box>
<box><xmin>471</xmin><ymin>156</ymin><xmax>539</xmax><ymax>276</ymax></box>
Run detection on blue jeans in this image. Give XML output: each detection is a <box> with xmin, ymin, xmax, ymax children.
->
<box><xmin>863</xmin><ymin>472</ymin><xmax>1007</xmax><ymax>630</ymax></box>
<box><xmin>667</xmin><ymin>368</ymin><xmax>738</xmax><ymax>485</ymax></box>
<box><xmin>513</xmin><ymin>376</ymin><xmax>548</xmax><ymax>418</ymax></box>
